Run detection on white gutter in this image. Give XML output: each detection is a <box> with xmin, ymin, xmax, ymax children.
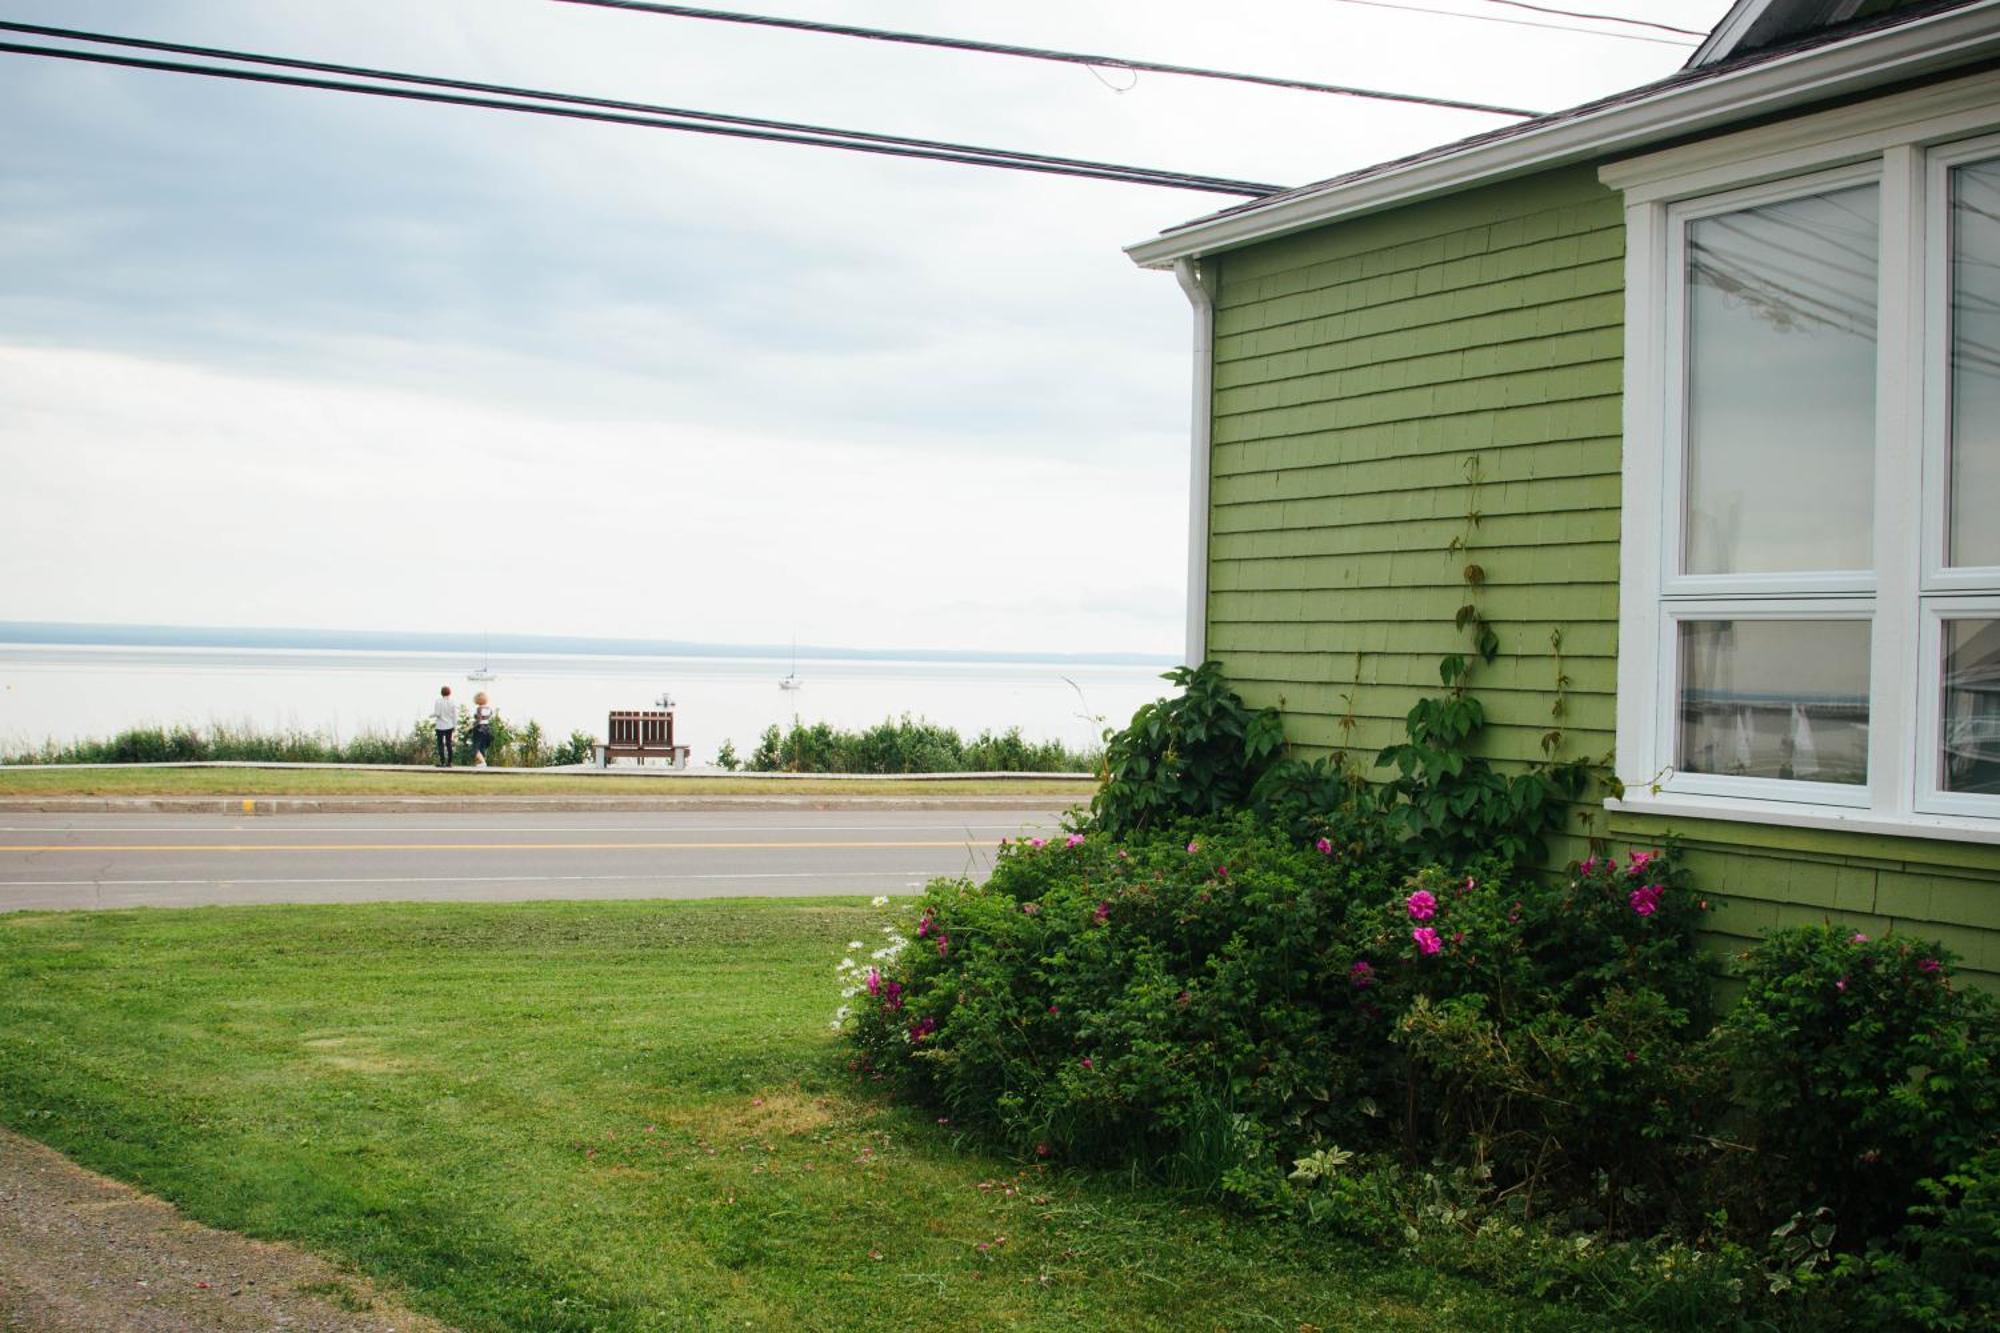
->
<box><xmin>1126</xmin><ymin>0</ymin><xmax>2000</xmax><ymax>269</ymax></box>
<box><xmin>1174</xmin><ymin>257</ymin><xmax>1214</xmax><ymax>668</ymax></box>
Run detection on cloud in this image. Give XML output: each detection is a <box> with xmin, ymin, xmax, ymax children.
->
<box><xmin>0</xmin><ymin>0</ymin><xmax>1732</xmax><ymax>654</ymax></box>
<box><xmin>0</xmin><ymin>345</ymin><xmax>1185</xmax><ymax>653</ymax></box>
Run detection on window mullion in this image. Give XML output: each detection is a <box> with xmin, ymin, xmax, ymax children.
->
<box><xmin>1873</xmin><ymin>144</ymin><xmax>1925</xmax><ymax>820</ymax></box>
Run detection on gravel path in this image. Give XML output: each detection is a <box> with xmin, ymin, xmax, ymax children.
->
<box><xmin>0</xmin><ymin>1129</ymin><xmax>451</xmax><ymax>1332</ymax></box>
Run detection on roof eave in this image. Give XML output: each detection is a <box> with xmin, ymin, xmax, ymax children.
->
<box><xmin>1124</xmin><ymin>0</ymin><xmax>2000</xmax><ymax>270</ymax></box>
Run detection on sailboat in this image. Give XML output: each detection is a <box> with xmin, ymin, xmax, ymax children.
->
<box><xmin>779</xmin><ymin>638</ymin><xmax>802</xmax><ymax>692</ymax></box>
<box><xmin>468</xmin><ymin>632</ymin><xmax>497</xmax><ymax>683</ymax></box>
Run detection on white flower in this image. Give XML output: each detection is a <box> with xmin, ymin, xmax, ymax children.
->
<box><xmin>848</xmin><ymin>940</ymin><xmax>865</xmax><ymax>951</ymax></box>
<box><xmin>871</xmin><ymin>896</ymin><xmax>891</xmax><ymax>907</ymax></box>
<box><xmin>838</xmin><ymin>957</ymin><xmax>856</xmax><ymax>971</ymax></box>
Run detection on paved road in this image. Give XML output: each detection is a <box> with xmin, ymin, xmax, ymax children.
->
<box><xmin>0</xmin><ymin>808</ymin><xmax>1070</xmax><ymax>911</ymax></box>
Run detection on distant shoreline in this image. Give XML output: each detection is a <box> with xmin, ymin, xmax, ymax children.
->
<box><xmin>0</xmin><ymin>622</ymin><xmax>1178</xmax><ymax>669</ymax></box>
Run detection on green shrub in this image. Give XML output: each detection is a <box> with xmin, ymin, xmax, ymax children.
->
<box><xmin>848</xmin><ymin>816</ymin><xmax>1395</xmax><ymax>1178</ymax></box>
<box><xmin>1834</xmin><ymin>1145</ymin><xmax>2000</xmax><ymax>1331</ymax></box>
<box><xmin>1345</xmin><ymin>852</ymin><xmax>1718</xmax><ymax>1229</ymax></box>
<box><xmin>549</xmin><ymin>729</ymin><xmax>596</xmax><ymax>767</ymax></box>
<box><xmin>8</xmin><ymin>715</ymin><xmax>591</xmax><ymax>768</ymax></box>
<box><xmin>1088</xmin><ymin>662</ymin><xmax>1285</xmax><ymax>838</ymax></box>
<box><xmin>846</xmin><ymin>816</ymin><xmax>1719</xmax><ymax>1226</ymax></box>
<box><xmin>735</xmin><ymin>715</ymin><xmax>1094</xmax><ymax>774</ymax></box>
<box><xmin>1713</xmin><ymin>927</ymin><xmax>2000</xmax><ymax>1241</ymax></box>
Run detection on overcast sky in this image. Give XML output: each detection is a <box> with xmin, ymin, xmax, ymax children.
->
<box><xmin>0</xmin><ymin>0</ymin><xmax>1731</xmax><ymax>657</ymax></box>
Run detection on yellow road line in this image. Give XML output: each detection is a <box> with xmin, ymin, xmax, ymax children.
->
<box><xmin>0</xmin><ymin>839</ymin><xmax>972</xmax><ymax>854</ymax></box>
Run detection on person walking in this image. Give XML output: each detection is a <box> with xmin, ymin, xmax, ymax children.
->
<box><xmin>431</xmin><ymin>685</ymin><xmax>458</xmax><ymax>767</ymax></box>
<box><xmin>471</xmin><ymin>691</ymin><xmax>496</xmax><ymax>768</ymax></box>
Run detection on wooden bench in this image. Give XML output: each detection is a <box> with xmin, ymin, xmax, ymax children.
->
<box><xmin>594</xmin><ymin>709</ymin><xmax>691</xmax><ymax>769</ymax></box>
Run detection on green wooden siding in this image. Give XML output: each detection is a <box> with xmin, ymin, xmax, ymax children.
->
<box><xmin>1201</xmin><ymin>162</ymin><xmax>2000</xmax><ymax>985</ymax></box>
<box><xmin>1205</xmin><ymin>165</ymin><xmax>1623</xmax><ymax>785</ymax></box>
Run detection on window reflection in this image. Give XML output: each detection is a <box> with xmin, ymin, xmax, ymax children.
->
<box><xmin>1678</xmin><ymin>620</ymin><xmax>1869</xmax><ymax>784</ymax></box>
<box><xmin>1943</xmin><ymin>619</ymin><xmax>2000</xmax><ymax>794</ymax></box>
<box><xmin>1950</xmin><ymin>158</ymin><xmax>2000</xmax><ymax>568</ymax></box>
<box><xmin>1684</xmin><ymin>185</ymin><xmax>1878</xmax><ymax>575</ymax></box>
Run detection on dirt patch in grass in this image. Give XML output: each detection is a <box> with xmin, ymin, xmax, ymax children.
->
<box><xmin>299</xmin><ymin>1036</ymin><xmax>415</xmax><ymax>1077</ymax></box>
<box><xmin>662</xmin><ymin>1088</ymin><xmax>840</xmax><ymax>1141</ymax></box>
<box><xmin>0</xmin><ymin>1128</ymin><xmax>451</xmax><ymax>1332</ymax></box>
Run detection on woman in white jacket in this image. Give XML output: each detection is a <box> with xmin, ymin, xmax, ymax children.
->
<box><xmin>431</xmin><ymin>686</ymin><xmax>457</xmax><ymax>767</ymax></box>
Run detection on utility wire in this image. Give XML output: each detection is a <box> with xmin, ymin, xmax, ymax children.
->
<box><xmin>0</xmin><ymin>27</ymin><xmax>1281</xmax><ymax>196</ymax></box>
<box><xmin>1324</xmin><ymin>0</ymin><xmax>1699</xmax><ymax>46</ymax></box>
<box><xmin>0</xmin><ymin>20</ymin><xmax>1267</xmax><ymax>188</ymax></box>
<box><xmin>551</xmin><ymin>0</ymin><xmax>1543</xmax><ymax>118</ymax></box>
<box><xmin>1466</xmin><ymin>1</ymin><xmax>1707</xmax><ymax>39</ymax></box>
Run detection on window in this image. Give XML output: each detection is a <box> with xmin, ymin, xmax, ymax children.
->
<box><xmin>1605</xmin><ymin>77</ymin><xmax>2000</xmax><ymax>841</ymax></box>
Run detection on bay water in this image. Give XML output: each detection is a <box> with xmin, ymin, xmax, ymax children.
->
<box><xmin>0</xmin><ymin>643</ymin><xmax>1175</xmax><ymax>764</ymax></box>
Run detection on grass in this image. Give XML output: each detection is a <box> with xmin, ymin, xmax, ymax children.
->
<box><xmin>0</xmin><ymin>767</ymin><xmax>1099</xmax><ymax>799</ymax></box>
<box><xmin>0</xmin><ymin>898</ymin><xmax>1619</xmax><ymax>1332</ymax></box>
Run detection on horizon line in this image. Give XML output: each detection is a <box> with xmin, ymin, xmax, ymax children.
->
<box><xmin>0</xmin><ymin>620</ymin><xmax>1181</xmax><ymax>668</ymax></box>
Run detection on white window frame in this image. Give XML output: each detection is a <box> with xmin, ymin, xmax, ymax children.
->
<box><xmin>1922</xmin><ymin>132</ymin><xmax>2000</xmax><ymax>594</ymax></box>
<box><xmin>1658</xmin><ymin>601</ymin><xmax>1875</xmax><ymax>809</ymax></box>
<box><xmin>1661</xmin><ymin>164</ymin><xmax>1884</xmax><ymax>602</ymax></box>
<box><xmin>1603</xmin><ymin>72</ymin><xmax>2000</xmax><ymax>844</ymax></box>
<box><xmin>1917</xmin><ymin>596</ymin><xmax>2000</xmax><ymax>818</ymax></box>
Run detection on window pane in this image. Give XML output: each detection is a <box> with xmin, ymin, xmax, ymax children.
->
<box><xmin>1677</xmin><ymin>620</ymin><xmax>1869</xmax><ymax>784</ymax></box>
<box><xmin>1942</xmin><ymin>618</ymin><xmax>2000</xmax><ymax>795</ymax></box>
<box><xmin>1950</xmin><ymin>159</ymin><xmax>2000</xmax><ymax>568</ymax></box>
<box><xmin>1684</xmin><ymin>185</ymin><xmax>1878</xmax><ymax>575</ymax></box>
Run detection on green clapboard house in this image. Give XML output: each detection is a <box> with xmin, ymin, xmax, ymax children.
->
<box><xmin>1126</xmin><ymin>0</ymin><xmax>2000</xmax><ymax>985</ymax></box>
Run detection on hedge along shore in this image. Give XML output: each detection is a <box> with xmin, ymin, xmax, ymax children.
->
<box><xmin>0</xmin><ymin>764</ymin><xmax>1100</xmax><ymax>805</ymax></box>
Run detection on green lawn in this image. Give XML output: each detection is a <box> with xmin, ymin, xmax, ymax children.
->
<box><xmin>0</xmin><ymin>766</ymin><xmax>1098</xmax><ymax>798</ymax></box>
<box><xmin>0</xmin><ymin>900</ymin><xmax>1609</xmax><ymax>1331</ymax></box>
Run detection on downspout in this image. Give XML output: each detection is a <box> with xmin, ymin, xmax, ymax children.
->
<box><xmin>1173</xmin><ymin>256</ymin><xmax>1214</xmax><ymax>669</ymax></box>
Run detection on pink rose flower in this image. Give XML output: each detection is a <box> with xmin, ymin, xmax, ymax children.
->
<box><xmin>1411</xmin><ymin>927</ymin><xmax>1442</xmax><ymax>956</ymax></box>
<box><xmin>1919</xmin><ymin>958</ymin><xmax>1942</xmax><ymax>974</ymax></box>
<box><xmin>1850</xmin><ymin>932</ymin><xmax>1869</xmax><ymax>944</ymax></box>
<box><xmin>1627</xmin><ymin>850</ymin><xmax>1660</xmax><ymax>875</ymax></box>
<box><xmin>1186</xmin><ymin>841</ymin><xmax>1200</xmax><ymax>854</ymax></box>
<box><xmin>1028</xmin><ymin>837</ymin><xmax>1046</xmax><ymax>850</ymax></box>
<box><xmin>1314</xmin><ymin>837</ymin><xmax>1334</xmax><ymax>855</ymax></box>
<box><xmin>1629</xmin><ymin>884</ymin><xmax>1664</xmax><ymax>917</ymax></box>
<box><xmin>1065</xmin><ymin>833</ymin><xmax>1086</xmax><ymax>848</ymax></box>
<box><xmin>1406</xmin><ymin>889</ymin><xmax>1438</xmax><ymax>921</ymax></box>
<box><xmin>1349</xmin><ymin>959</ymin><xmax>1374</xmax><ymax>988</ymax></box>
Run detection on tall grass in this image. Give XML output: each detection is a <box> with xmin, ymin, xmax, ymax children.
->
<box><xmin>3</xmin><ymin>714</ymin><xmax>598</xmax><ymax>769</ymax></box>
<box><xmin>741</xmin><ymin>715</ymin><xmax>1097</xmax><ymax>774</ymax></box>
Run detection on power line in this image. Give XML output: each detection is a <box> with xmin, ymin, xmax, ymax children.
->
<box><xmin>552</xmin><ymin>0</ymin><xmax>1543</xmax><ymax>118</ymax></box>
<box><xmin>0</xmin><ymin>27</ymin><xmax>1281</xmax><ymax>196</ymax></box>
<box><xmin>0</xmin><ymin>20</ymin><xmax>1267</xmax><ymax>188</ymax></box>
<box><xmin>1466</xmin><ymin>1</ymin><xmax>1707</xmax><ymax>39</ymax></box>
<box><xmin>1324</xmin><ymin>0</ymin><xmax>1699</xmax><ymax>46</ymax></box>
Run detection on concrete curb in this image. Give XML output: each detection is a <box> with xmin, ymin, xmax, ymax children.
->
<box><xmin>0</xmin><ymin>795</ymin><xmax>1085</xmax><ymax>815</ymax></box>
<box><xmin>0</xmin><ymin>762</ymin><xmax>1096</xmax><ymax>781</ymax></box>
